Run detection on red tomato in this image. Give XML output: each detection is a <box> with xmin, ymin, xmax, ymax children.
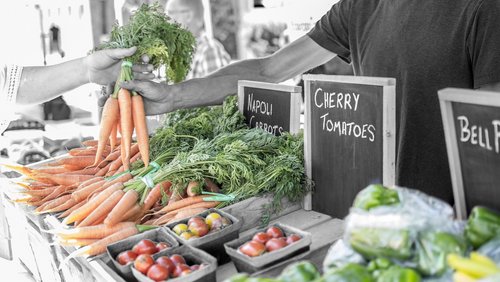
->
<box><xmin>170</xmin><ymin>254</ymin><xmax>186</xmax><ymax>266</ymax></box>
<box><xmin>134</xmin><ymin>254</ymin><xmax>155</xmax><ymax>274</ymax></box>
<box><xmin>156</xmin><ymin>256</ymin><xmax>176</xmax><ymax>274</ymax></box>
<box><xmin>188</xmin><ymin>216</ymin><xmax>205</xmax><ymax>226</ymax></box>
<box><xmin>156</xmin><ymin>242</ymin><xmax>171</xmax><ymax>252</ymax></box>
<box><xmin>173</xmin><ymin>263</ymin><xmax>191</xmax><ymax>278</ymax></box>
<box><xmin>265</xmin><ymin>238</ymin><xmax>287</xmax><ymax>252</ymax></box>
<box><xmin>188</xmin><ymin>220</ymin><xmax>209</xmax><ymax>237</ymax></box>
<box><xmin>252</xmin><ymin>232</ymin><xmax>271</xmax><ymax>244</ymax></box>
<box><xmin>116</xmin><ymin>250</ymin><xmax>138</xmax><ymax>265</ymax></box>
<box><xmin>266</xmin><ymin>226</ymin><xmax>284</xmax><ymax>238</ymax></box>
<box><xmin>132</xmin><ymin>239</ymin><xmax>158</xmax><ymax>255</ymax></box>
<box><xmin>239</xmin><ymin>240</ymin><xmax>266</xmax><ymax>257</ymax></box>
<box><xmin>147</xmin><ymin>264</ymin><xmax>169</xmax><ymax>281</ymax></box>
<box><xmin>286</xmin><ymin>234</ymin><xmax>301</xmax><ymax>245</ymax></box>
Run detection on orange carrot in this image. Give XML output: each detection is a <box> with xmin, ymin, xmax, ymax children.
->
<box><xmin>95</xmin><ymin>163</ymin><xmax>111</xmax><ymax>177</ymax></box>
<box><xmin>121</xmin><ymin>203</ymin><xmax>141</xmax><ymax>222</ymax></box>
<box><xmin>72</xmin><ymin>179</ymin><xmax>106</xmax><ymax>202</ymax></box>
<box><xmin>104</xmin><ymin>190</ymin><xmax>138</xmax><ymax>226</ymax></box>
<box><xmin>31</xmin><ymin>166</ymin><xmax>71</xmax><ymax>175</ymax></box>
<box><xmin>104</xmin><ymin>147</ymin><xmax>121</xmax><ymax>162</ymax></box>
<box><xmin>63</xmin><ymin>182</ymin><xmax>123</xmax><ymax>225</ymax></box>
<box><xmin>152</xmin><ymin>213</ymin><xmax>176</xmax><ymax>225</ymax></box>
<box><xmin>77</xmin><ymin>189</ymin><xmax>124</xmax><ymax>227</ymax></box>
<box><xmin>143</xmin><ymin>181</ymin><xmax>172</xmax><ymax>213</ymax></box>
<box><xmin>108</xmin><ymin>155</ymin><xmax>123</xmax><ymax>172</ymax></box>
<box><xmin>21</xmin><ymin>186</ymin><xmax>57</xmax><ymax>197</ymax></box>
<box><xmin>35</xmin><ymin>195</ymin><xmax>73</xmax><ymax>214</ymax></box>
<box><xmin>77</xmin><ymin>177</ymin><xmax>104</xmax><ymax>191</ymax></box>
<box><xmin>49</xmin><ymin>156</ymin><xmax>97</xmax><ymax>168</ymax></box>
<box><xmin>117</xmin><ymin>88</ymin><xmax>133</xmax><ymax>171</ymax></box>
<box><xmin>65</xmin><ymin>167</ymin><xmax>101</xmax><ymax>175</ymax></box>
<box><xmin>40</xmin><ymin>185</ymin><xmax>72</xmax><ymax>203</ymax></box>
<box><xmin>158</xmin><ymin>195</ymin><xmax>209</xmax><ymax>214</ymax></box>
<box><xmin>52</xmin><ymin>221</ymin><xmax>136</xmax><ymax>239</ymax></box>
<box><xmin>82</xmin><ymin>140</ymin><xmax>98</xmax><ymax>147</ymax></box>
<box><xmin>58</xmin><ymin>199</ymin><xmax>87</xmax><ymax>219</ymax></box>
<box><xmin>57</xmin><ymin>238</ymin><xmax>99</xmax><ymax>247</ymax></box>
<box><xmin>42</xmin><ymin>197</ymin><xmax>77</xmax><ymax>214</ymax></box>
<box><xmin>34</xmin><ymin>173</ymin><xmax>94</xmax><ymax>186</ymax></box>
<box><xmin>131</xmin><ymin>95</ymin><xmax>149</xmax><ymax>167</ymax></box>
<box><xmin>109</xmin><ymin>122</ymin><xmax>118</xmax><ymax>153</ymax></box>
<box><xmin>168</xmin><ymin>208</ymin><xmax>208</xmax><ymax>223</ymax></box>
<box><xmin>93</xmin><ymin>97</ymin><xmax>119</xmax><ymax>166</ymax></box>
<box><xmin>105</xmin><ymin>170</ymin><xmax>117</xmax><ymax>177</ymax></box>
<box><xmin>65</xmin><ymin>224</ymin><xmax>141</xmax><ymax>258</ymax></box>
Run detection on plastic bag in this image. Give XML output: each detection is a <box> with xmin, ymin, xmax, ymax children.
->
<box><xmin>478</xmin><ymin>236</ymin><xmax>500</xmax><ymax>265</ymax></box>
<box><xmin>323</xmin><ymin>239</ymin><xmax>366</xmax><ymax>272</ymax></box>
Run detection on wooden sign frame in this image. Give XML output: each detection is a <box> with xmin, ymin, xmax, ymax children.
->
<box><xmin>302</xmin><ymin>74</ymin><xmax>396</xmax><ymax>211</ymax></box>
<box><xmin>438</xmin><ymin>88</ymin><xmax>500</xmax><ymax>219</ymax></box>
<box><xmin>238</xmin><ymin>80</ymin><xmax>302</xmax><ymax>135</ymax></box>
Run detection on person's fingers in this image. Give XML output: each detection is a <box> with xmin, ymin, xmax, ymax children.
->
<box><xmin>132</xmin><ymin>63</ymin><xmax>153</xmax><ymax>73</ymax></box>
<box><xmin>120</xmin><ymin>80</ymin><xmax>155</xmax><ymax>97</ymax></box>
<box><xmin>133</xmin><ymin>72</ymin><xmax>156</xmax><ymax>80</ymax></box>
<box><xmin>141</xmin><ymin>54</ymin><xmax>150</xmax><ymax>63</ymax></box>
<box><xmin>105</xmin><ymin>46</ymin><xmax>137</xmax><ymax>60</ymax></box>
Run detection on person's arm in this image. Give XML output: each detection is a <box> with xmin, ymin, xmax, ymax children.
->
<box><xmin>16</xmin><ymin>47</ymin><xmax>153</xmax><ymax>104</ymax></box>
<box><xmin>121</xmin><ymin>35</ymin><xmax>337</xmax><ymax>115</ymax></box>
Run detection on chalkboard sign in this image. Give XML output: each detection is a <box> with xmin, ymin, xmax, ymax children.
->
<box><xmin>238</xmin><ymin>80</ymin><xmax>302</xmax><ymax>135</ymax></box>
<box><xmin>439</xmin><ymin>88</ymin><xmax>500</xmax><ymax>219</ymax></box>
<box><xmin>303</xmin><ymin>75</ymin><xmax>396</xmax><ymax>218</ymax></box>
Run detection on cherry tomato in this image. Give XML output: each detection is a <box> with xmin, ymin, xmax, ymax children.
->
<box><xmin>134</xmin><ymin>254</ymin><xmax>155</xmax><ymax>274</ymax></box>
<box><xmin>116</xmin><ymin>250</ymin><xmax>138</xmax><ymax>265</ymax></box>
<box><xmin>286</xmin><ymin>234</ymin><xmax>302</xmax><ymax>245</ymax></box>
<box><xmin>188</xmin><ymin>216</ymin><xmax>205</xmax><ymax>226</ymax></box>
<box><xmin>266</xmin><ymin>226</ymin><xmax>284</xmax><ymax>238</ymax></box>
<box><xmin>252</xmin><ymin>232</ymin><xmax>271</xmax><ymax>244</ymax></box>
<box><xmin>147</xmin><ymin>264</ymin><xmax>169</xmax><ymax>281</ymax></box>
<box><xmin>132</xmin><ymin>239</ymin><xmax>158</xmax><ymax>255</ymax></box>
<box><xmin>173</xmin><ymin>263</ymin><xmax>191</xmax><ymax>278</ymax></box>
<box><xmin>156</xmin><ymin>242</ymin><xmax>170</xmax><ymax>252</ymax></box>
<box><xmin>239</xmin><ymin>240</ymin><xmax>266</xmax><ymax>257</ymax></box>
<box><xmin>265</xmin><ymin>238</ymin><xmax>287</xmax><ymax>252</ymax></box>
<box><xmin>170</xmin><ymin>254</ymin><xmax>186</xmax><ymax>266</ymax></box>
<box><xmin>156</xmin><ymin>256</ymin><xmax>176</xmax><ymax>274</ymax></box>
<box><xmin>188</xmin><ymin>220</ymin><xmax>209</xmax><ymax>237</ymax></box>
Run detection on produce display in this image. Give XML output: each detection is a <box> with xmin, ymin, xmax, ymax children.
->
<box><xmin>3</xmin><ymin>92</ymin><xmax>308</xmax><ymax>260</ymax></box>
<box><xmin>171</xmin><ymin>211</ymin><xmax>231</xmax><ymax>240</ymax></box>
<box><xmin>238</xmin><ymin>226</ymin><xmax>303</xmax><ymax>257</ymax></box>
<box><xmin>115</xmin><ymin>239</ymin><xmax>172</xmax><ymax>265</ymax></box>
<box><xmin>133</xmin><ymin>253</ymin><xmax>207</xmax><ymax>281</ymax></box>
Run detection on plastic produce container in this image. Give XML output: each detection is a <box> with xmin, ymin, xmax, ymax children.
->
<box><xmin>131</xmin><ymin>244</ymin><xmax>217</xmax><ymax>282</ymax></box>
<box><xmin>224</xmin><ymin>222</ymin><xmax>312</xmax><ymax>273</ymax></box>
<box><xmin>107</xmin><ymin>227</ymin><xmax>179</xmax><ymax>281</ymax></box>
<box><xmin>165</xmin><ymin>208</ymin><xmax>242</xmax><ymax>262</ymax></box>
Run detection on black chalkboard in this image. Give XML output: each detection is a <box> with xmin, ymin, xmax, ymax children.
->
<box><xmin>238</xmin><ymin>81</ymin><xmax>301</xmax><ymax>136</ymax></box>
<box><xmin>439</xmin><ymin>88</ymin><xmax>500</xmax><ymax>218</ymax></box>
<box><xmin>304</xmin><ymin>75</ymin><xmax>395</xmax><ymax>218</ymax></box>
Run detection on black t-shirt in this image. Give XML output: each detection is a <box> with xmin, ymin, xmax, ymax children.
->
<box><xmin>307</xmin><ymin>0</ymin><xmax>500</xmax><ymax>203</ymax></box>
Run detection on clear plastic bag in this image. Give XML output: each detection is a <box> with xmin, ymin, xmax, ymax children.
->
<box><xmin>322</xmin><ymin>239</ymin><xmax>366</xmax><ymax>272</ymax></box>
<box><xmin>478</xmin><ymin>236</ymin><xmax>500</xmax><ymax>265</ymax></box>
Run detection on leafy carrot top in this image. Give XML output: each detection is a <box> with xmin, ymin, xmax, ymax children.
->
<box><xmin>97</xmin><ymin>2</ymin><xmax>196</xmax><ymax>83</ymax></box>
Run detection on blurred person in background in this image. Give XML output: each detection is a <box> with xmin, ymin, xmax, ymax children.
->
<box><xmin>166</xmin><ymin>0</ymin><xmax>231</xmax><ymax>79</ymax></box>
<box><xmin>0</xmin><ymin>47</ymin><xmax>153</xmax><ymax>133</ymax></box>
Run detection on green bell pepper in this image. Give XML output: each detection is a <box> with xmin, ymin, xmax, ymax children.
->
<box><xmin>349</xmin><ymin>228</ymin><xmax>413</xmax><ymax>260</ymax></box>
<box><xmin>278</xmin><ymin>261</ymin><xmax>320</xmax><ymax>282</ymax></box>
<box><xmin>376</xmin><ymin>265</ymin><xmax>421</xmax><ymax>282</ymax></box>
<box><xmin>416</xmin><ymin>231</ymin><xmax>467</xmax><ymax>276</ymax></box>
<box><xmin>318</xmin><ymin>263</ymin><xmax>374</xmax><ymax>282</ymax></box>
<box><xmin>353</xmin><ymin>184</ymin><xmax>400</xmax><ymax>210</ymax></box>
<box><xmin>224</xmin><ymin>273</ymin><xmax>281</xmax><ymax>282</ymax></box>
<box><xmin>465</xmin><ymin>206</ymin><xmax>500</xmax><ymax>249</ymax></box>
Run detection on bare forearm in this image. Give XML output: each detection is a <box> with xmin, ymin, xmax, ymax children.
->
<box><xmin>16</xmin><ymin>58</ymin><xmax>88</xmax><ymax>104</ymax></box>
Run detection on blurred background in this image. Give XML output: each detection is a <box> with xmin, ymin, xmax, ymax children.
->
<box><xmin>0</xmin><ymin>0</ymin><xmax>351</xmax><ymax>165</ymax></box>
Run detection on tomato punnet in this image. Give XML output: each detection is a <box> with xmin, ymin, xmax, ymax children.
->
<box><xmin>156</xmin><ymin>256</ymin><xmax>176</xmax><ymax>273</ymax></box>
<box><xmin>265</xmin><ymin>238</ymin><xmax>287</xmax><ymax>252</ymax></box>
<box><xmin>266</xmin><ymin>226</ymin><xmax>284</xmax><ymax>238</ymax></box>
<box><xmin>134</xmin><ymin>254</ymin><xmax>155</xmax><ymax>274</ymax></box>
<box><xmin>252</xmin><ymin>232</ymin><xmax>271</xmax><ymax>244</ymax></box>
<box><xmin>132</xmin><ymin>239</ymin><xmax>158</xmax><ymax>255</ymax></box>
<box><xmin>147</xmin><ymin>264</ymin><xmax>169</xmax><ymax>281</ymax></box>
<box><xmin>286</xmin><ymin>234</ymin><xmax>301</xmax><ymax>245</ymax></box>
<box><xmin>156</xmin><ymin>242</ymin><xmax>171</xmax><ymax>251</ymax></box>
<box><xmin>173</xmin><ymin>263</ymin><xmax>191</xmax><ymax>278</ymax></box>
<box><xmin>190</xmin><ymin>264</ymin><xmax>201</xmax><ymax>271</ymax></box>
<box><xmin>117</xmin><ymin>250</ymin><xmax>138</xmax><ymax>265</ymax></box>
<box><xmin>170</xmin><ymin>254</ymin><xmax>186</xmax><ymax>266</ymax></box>
<box><xmin>239</xmin><ymin>240</ymin><xmax>266</xmax><ymax>257</ymax></box>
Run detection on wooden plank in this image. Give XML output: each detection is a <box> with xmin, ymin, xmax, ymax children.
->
<box><xmin>221</xmin><ymin>195</ymin><xmax>301</xmax><ymax>233</ymax></box>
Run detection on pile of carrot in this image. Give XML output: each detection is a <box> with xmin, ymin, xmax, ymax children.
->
<box><xmin>4</xmin><ymin>140</ymin><xmax>224</xmax><ymax>257</ymax></box>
